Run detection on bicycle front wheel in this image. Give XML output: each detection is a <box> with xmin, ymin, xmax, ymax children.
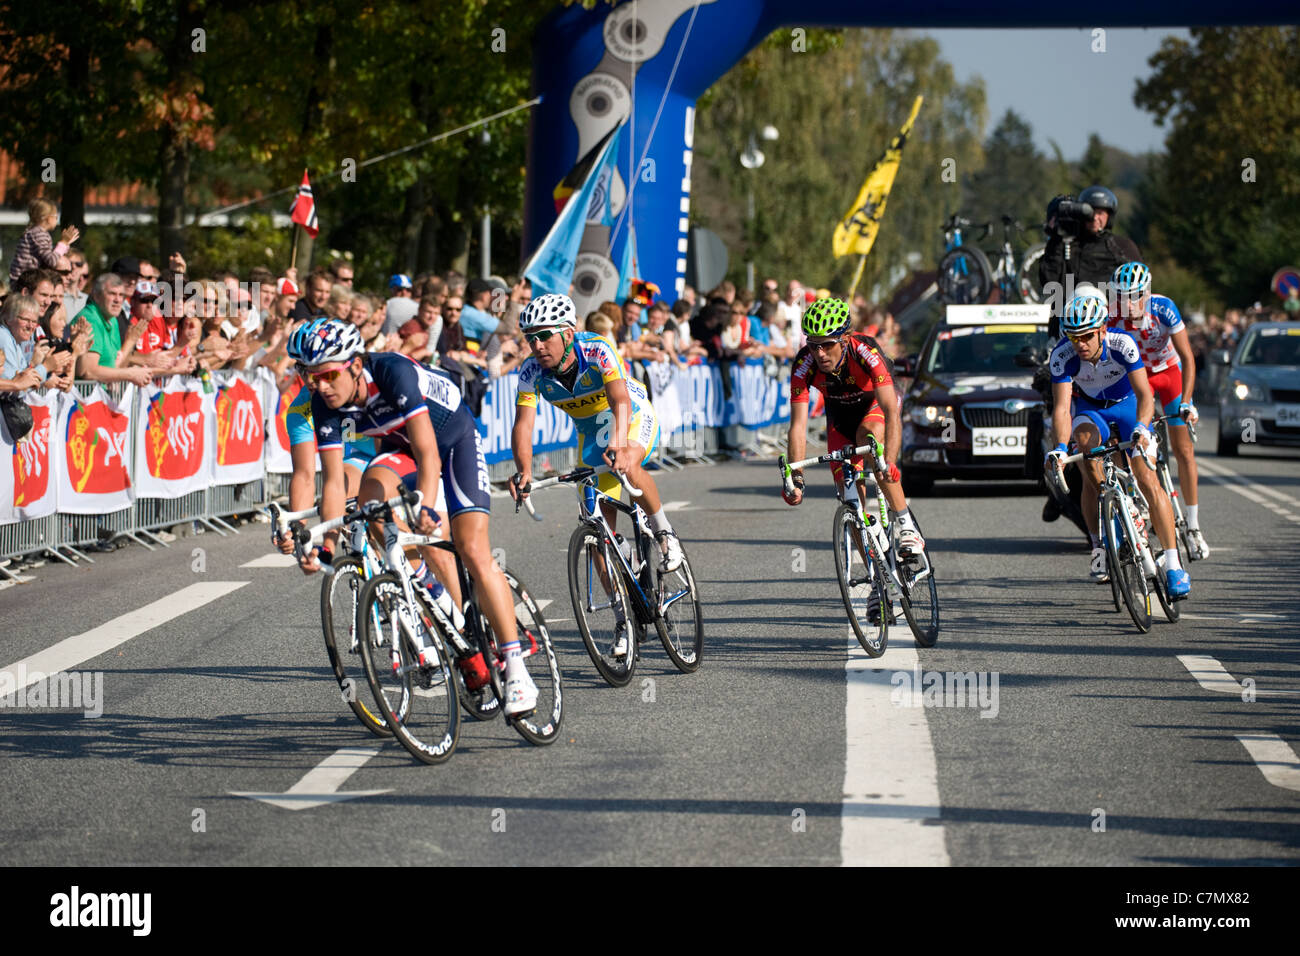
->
<box><xmin>897</xmin><ymin>516</ymin><xmax>940</xmax><ymax>647</ymax></box>
<box><xmin>1101</xmin><ymin>495</ymin><xmax>1152</xmax><ymax>633</ymax></box>
<box><xmin>833</xmin><ymin>504</ymin><xmax>888</xmax><ymax>657</ymax></box>
<box><xmin>653</xmin><ymin>541</ymin><xmax>704</xmax><ymax>673</ymax></box>
<box><xmin>321</xmin><ymin>555</ymin><xmax>391</xmax><ymax>736</ymax></box>
<box><xmin>357</xmin><ymin>572</ymin><xmax>460</xmax><ymax>764</ymax></box>
<box><xmin>492</xmin><ymin>566</ymin><xmax>564</xmax><ymax>746</ymax></box>
<box><xmin>567</xmin><ymin>523</ymin><xmax>637</xmax><ymax>687</ymax></box>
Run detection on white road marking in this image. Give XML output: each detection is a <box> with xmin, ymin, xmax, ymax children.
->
<box><xmin>1199</xmin><ymin>459</ymin><xmax>1297</xmax><ymax>506</ymax></box>
<box><xmin>0</xmin><ymin>582</ymin><xmax>249</xmax><ymax>692</ymax></box>
<box><xmin>1177</xmin><ymin>654</ymin><xmax>1298</xmax><ymax>697</ymax></box>
<box><xmin>662</xmin><ymin>501</ymin><xmax>691</xmax><ymax>511</ymax></box>
<box><xmin>231</xmin><ymin>746</ymin><xmax>392</xmax><ymax>810</ymax></box>
<box><xmin>1235</xmin><ymin>735</ymin><xmax>1300</xmax><ymax>793</ymax></box>
<box><xmin>1198</xmin><ymin>460</ymin><xmax>1300</xmax><ymax>523</ymax></box>
<box><xmin>240</xmin><ymin>553</ymin><xmax>299</xmax><ymax>568</ymax></box>
<box><xmin>842</xmin><ymin>631</ymin><xmax>949</xmax><ymax>866</ymax></box>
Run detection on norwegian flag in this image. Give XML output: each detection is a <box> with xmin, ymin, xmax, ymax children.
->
<box><xmin>289</xmin><ymin>169</ymin><xmax>319</xmax><ymax>237</ymax></box>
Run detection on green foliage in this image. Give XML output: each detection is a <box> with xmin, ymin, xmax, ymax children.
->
<box><xmin>183</xmin><ymin>214</ymin><xmax>293</xmax><ymax>279</ymax></box>
<box><xmin>1134</xmin><ymin>27</ymin><xmax>1300</xmax><ymax>305</ymax></box>
<box><xmin>1076</xmin><ymin>133</ymin><xmax>1111</xmax><ymax>191</ymax></box>
<box><xmin>692</xmin><ymin>28</ymin><xmax>987</xmax><ymax>297</ymax></box>
<box><xmin>963</xmin><ymin>110</ymin><xmax>1049</xmax><ymax>234</ymax></box>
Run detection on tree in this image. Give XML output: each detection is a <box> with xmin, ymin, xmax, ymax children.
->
<box><xmin>1076</xmin><ymin>133</ymin><xmax>1111</xmax><ymax>190</ymax></box>
<box><xmin>964</xmin><ymin>109</ymin><xmax>1049</xmax><ymax>235</ymax></box>
<box><xmin>1134</xmin><ymin>27</ymin><xmax>1300</xmax><ymax>305</ymax></box>
<box><xmin>692</xmin><ymin>28</ymin><xmax>987</xmax><ymax>296</ymax></box>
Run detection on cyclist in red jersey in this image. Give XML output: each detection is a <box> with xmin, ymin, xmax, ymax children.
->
<box><xmin>783</xmin><ymin>297</ymin><xmax>926</xmax><ymax>561</ymax></box>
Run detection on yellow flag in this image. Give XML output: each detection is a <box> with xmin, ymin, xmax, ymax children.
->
<box><xmin>832</xmin><ymin>95</ymin><xmax>924</xmax><ymax>259</ymax></box>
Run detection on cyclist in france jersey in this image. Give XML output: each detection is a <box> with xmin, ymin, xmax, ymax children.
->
<box><xmin>782</xmin><ymin>297</ymin><xmax>926</xmax><ymax>561</ymax></box>
<box><xmin>508</xmin><ymin>293</ymin><xmax>683</xmax><ymax>572</ymax></box>
<box><xmin>1108</xmin><ymin>261</ymin><xmax>1208</xmax><ymax>559</ymax></box>
<box><xmin>1046</xmin><ymin>293</ymin><xmax>1190</xmax><ymax>596</ymax></box>
<box><xmin>292</xmin><ymin>320</ymin><xmax>538</xmax><ymax>717</ymax></box>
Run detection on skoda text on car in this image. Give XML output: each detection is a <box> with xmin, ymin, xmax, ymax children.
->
<box><xmin>1214</xmin><ymin>322</ymin><xmax>1300</xmax><ymax>455</ymax></box>
<box><xmin>898</xmin><ymin>304</ymin><xmax>1052</xmax><ymax>493</ymax></box>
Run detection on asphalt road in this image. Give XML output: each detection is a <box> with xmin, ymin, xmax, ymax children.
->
<box><xmin>2</xmin><ymin>422</ymin><xmax>1297</xmax><ymax>866</ymax></box>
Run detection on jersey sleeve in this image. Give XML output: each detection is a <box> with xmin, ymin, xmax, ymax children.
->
<box><xmin>1151</xmin><ymin>295</ymin><xmax>1185</xmax><ymax>334</ymax></box>
<box><xmin>515</xmin><ymin>357</ymin><xmax>540</xmax><ymax>409</ymax></box>
<box><xmin>1110</xmin><ymin>332</ymin><xmax>1145</xmax><ymax>372</ymax></box>
<box><xmin>851</xmin><ymin>336</ymin><xmax>894</xmax><ymax>389</ymax></box>
<box><xmin>370</xmin><ymin>354</ymin><xmax>430</xmax><ymax>425</ymax></box>
<box><xmin>584</xmin><ymin>334</ymin><xmax>627</xmax><ymax>386</ymax></box>
<box><xmin>286</xmin><ymin>385</ymin><xmax>315</xmax><ymax>448</ymax></box>
<box><xmin>1048</xmin><ymin>340</ymin><xmax>1076</xmax><ymax>383</ymax></box>
<box><xmin>310</xmin><ymin>393</ymin><xmax>345</xmax><ymax>452</ymax></box>
<box><xmin>789</xmin><ymin>350</ymin><xmax>814</xmax><ymax>405</ymax></box>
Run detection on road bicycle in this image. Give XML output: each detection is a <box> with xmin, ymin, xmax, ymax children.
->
<box><xmin>778</xmin><ymin>438</ymin><xmax>939</xmax><ymax>656</ymax></box>
<box><xmin>516</xmin><ymin>466</ymin><xmax>703</xmax><ymax>687</ymax></box>
<box><xmin>937</xmin><ymin>214</ymin><xmax>1047</xmax><ymax>306</ymax></box>
<box><xmin>1054</xmin><ymin>437</ymin><xmax>1184</xmax><ymax>632</ymax></box>
<box><xmin>286</xmin><ymin>488</ymin><xmax>563</xmax><ymax>763</ymax></box>
<box><xmin>1152</xmin><ymin>412</ymin><xmax>1200</xmax><ymax>565</ymax></box>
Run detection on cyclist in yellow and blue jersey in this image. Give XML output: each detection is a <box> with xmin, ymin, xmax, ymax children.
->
<box><xmin>509</xmin><ymin>293</ymin><xmax>682</xmax><ymax>573</ymax></box>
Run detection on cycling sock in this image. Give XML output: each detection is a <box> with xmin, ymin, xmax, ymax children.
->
<box><xmin>501</xmin><ymin>641</ymin><xmax>522</xmax><ymax>660</ymax></box>
<box><xmin>1186</xmin><ymin>504</ymin><xmax>1199</xmax><ymax>530</ymax></box>
<box><xmin>894</xmin><ymin>509</ymin><xmax>916</xmax><ymax>532</ymax></box>
<box><xmin>1164</xmin><ymin>548</ymin><xmax>1182</xmax><ymax>572</ymax></box>
<box><xmin>647</xmin><ymin>508</ymin><xmax>674</xmax><ymax>535</ymax></box>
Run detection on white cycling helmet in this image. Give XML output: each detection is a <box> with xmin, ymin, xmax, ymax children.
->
<box><xmin>297</xmin><ymin>319</ymin><xmax>365</xmax><ymax>367</ymax></box>
<box><xmin>519</xmin><ymin>293</ymin><xmax>577</xmax><ymax>333</ymax></box>
<box><xmin>1061</xmin><ymin>293</ymin><xmax>1109</xmax><ymax>335</ymax></box>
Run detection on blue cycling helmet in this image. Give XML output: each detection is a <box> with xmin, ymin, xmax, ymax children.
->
<box><xmin>296</xmin><ymin>319</ymin><xmax>365</xmax><ymax>367</ymax></box>
<box><xmin>286</xmin><ymin>317</ymin><xmax>333</xmax><ymax>362</ymax></box>
<box><xmin>1061</xmin><ymin>293</ymin><xmax>1109</xmax><ymax>335</ymax></box>
<box><xmin>1112</xmin><ymin>261</ymin><xmax>1152</xmax><ymax>298</ymax></box>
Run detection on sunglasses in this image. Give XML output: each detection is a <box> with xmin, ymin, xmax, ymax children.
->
<box><xmin>1067</xmin><ymin>330</ymin><xmax>1100</xmax><ymax>343</ymax></box>
<box><xmin>525</xmin><ymin>329</ymin><xmax>559</xmax><ymax>343</ymax></box>
<box><xmin>304</xmin><ymin>363</ymin><xmax>352</xmax><ymax>386</ymax></box>
<box><xmin>56</xmin><ymin>269</ymin><xmax>72</xmax><ymax>276</ymax></box>
<box><xmin>808</xmin><ymin>338</ymin><xmax>841</xmax><ymax>353</ymax></box>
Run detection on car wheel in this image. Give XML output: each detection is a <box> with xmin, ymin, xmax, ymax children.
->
<box><xmin>902</xmin><ymin>472</ymin><xmax>934</xmax><ymax>496</ymax></box>
<box><xmin>1216</xmin><ymin>428</ymin><xmax>1239</xmax><ymax>457</ymax></box>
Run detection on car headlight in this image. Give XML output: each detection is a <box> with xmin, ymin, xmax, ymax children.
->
<box><xmin>1230</xmin><ymin>380</ymin><xmax>1266</xmax><ymax>402</ymax></box>
<box><xmin>908</xmin><ymin>404</ymin><xmax>953</xmax><ymax>426</ymax></box>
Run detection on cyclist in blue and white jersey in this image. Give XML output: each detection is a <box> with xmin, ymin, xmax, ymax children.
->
<box><xmin>291</xmin><ymin>320</ymin><xmax>537</xmax><ymax>717</ymax></box>
<box><xmin>1108</xmin><ymin>262</ymin><xmax>1208</xmax><ymax>559</ymax></box>
<box><xmin>1046</xmin><ymin>293</ymin><xmax>1190</xmax><ymax>596</ymax></box>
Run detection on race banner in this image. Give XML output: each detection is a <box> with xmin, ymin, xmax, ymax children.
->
<box><xmin>0</xmin><ymin>390</ymin><xmax>60</xmax><ymax>524</ymax></box>
<box><xmin>134</xmin><ymin>378</ymin><xmax>209</xmax><ymax>499</ymax></box>
<box><xmin>213</xmin><ymin>374</ymin><xmax>266</xmax><ymax>485</ymax></box>
<box><xmin>644</xmin><ymin>361</ymin><xmax>683</xmax><ymax>437</ymax></box>
<box><xmin>263</xmin><ymin>379</ymin><xmax>296</xmax><ymax>474</ymax></box>
<box><xmin>55</xmin><ymin>384</ymin><xmax>135</xmax><ymax>514</ymax></box>
<box><xmin>476</xmin><ymin>370</ymin><xmax>576</xmax><ymax>465</ymax></box>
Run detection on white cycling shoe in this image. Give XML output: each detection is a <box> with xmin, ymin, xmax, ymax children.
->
<box><xmin>610</xmin><ymin>620</ymin><xmax>630</xmax><ymax>658</ymax></box>
<box><xmin>656</xmin><ymin>530</ymin><xmax>683</xmax><ymax>571</ymax></box>
<box><xmin>503</xmin><ymin>667</ymin><xmax>538</xmax><ymax>718</ymax></box>
<box><xmin>896</xmin><ymin>527</ymin><xmax>925</xmax><ymax>563</ymax></box>
<box><xmin>1187</xmin><ymin>529</ymin><xmax>1210</xmax><ymax>560</ymax></box>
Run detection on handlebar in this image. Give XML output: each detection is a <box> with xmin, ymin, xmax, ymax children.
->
<box><xmin>284</xmin><ymin>488</ymin><xmax>425</xmax><ymax>572</ymax></box>
<box><xmin>513</xmin><ymin>465</ymin><xmax>642</xmax><ymax>521</ymax></box>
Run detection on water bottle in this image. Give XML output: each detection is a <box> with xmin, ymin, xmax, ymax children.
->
<box><xmin>1126</xmin><ymin>497</ymin><xmax>1147</xmax><ymax>545</ymax></box>
<box><xmin>197</xmin><ymin>365</ymin><xmax>214</xmax><ymax>395</ymax></box>
<box><xmin>615</xmin><ymin>533</ymin><xmax>634</xmax><ymax>569</ymax></box>
<box><xmin>418</xmin><ymin>566</ymin><xmax>465</xmax><ymax>633</ymax></box>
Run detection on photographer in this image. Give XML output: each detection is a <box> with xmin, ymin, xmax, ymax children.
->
<box><xmin>1038</xmin><ymin>186</ymin><xmax>1141</xmax><ymax>338</ymax></box>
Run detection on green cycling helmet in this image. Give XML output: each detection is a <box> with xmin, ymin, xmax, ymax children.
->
<box><xmin>802</xmin><ymin>297</ymin><xmax>851</xmax><ymax>338</ymax></box>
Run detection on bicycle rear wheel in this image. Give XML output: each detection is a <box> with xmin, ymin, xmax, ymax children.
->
<box><xmin>833</xmin><ymin>503</ymin><xmax>888</xmax><ymax>657</ymax></box>
<box><xmin>1101</xmin><ymin>495</ymin><xmax>1151</xmax><ymax>633</ymax></box>
<box><xmin>488</xmin><ymin>566</ymin><xmax>564</xmax><ymax>745</ymax></box>
<box><xmin>320</xmin><ymin>555</ymin><xmax>390</xmax><ymax>736</ymax></box>
<box><xmin>357</xmin><ymin>572</ymin><xmax>460</xmax><ymax>764</ymax></box>
<box><xmin>653</xmin><ymin>541</ymin><xmax>704</xmax><ymax>673</ymax></box>
<box><xmin>897</xmin><ymin>516</ymin><xmax>939</xmax><ymax>647</ymax></box>
<box><xmin>1152</xmin><ymin>550</ymin><xmax>1181</xmax><ymax>623</ymax></box>
<box><xmin>567</xmin><ymin>523</ymin><xmax>638</xmax><ymax>687</ymax></box>
<box><xmin>938</xmin><ymin>246</ymin><xmax>993</xmax><ymax>305</ymax></box>
<box><xmin>1017</xmin><ymin>242</ymin><xmax>1046</xmax><ymax>303</ymax></box>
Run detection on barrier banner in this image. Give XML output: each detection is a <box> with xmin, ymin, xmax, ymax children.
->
<box><xmin>134</xmin><ymin>379</ymin><xmax>209</xmax><ymax>499</ymax></box>
<box><xmin>644</xmin><ymin>361</ymin><xmax>684</xmax><ymax>437</ymax></box>
<box><xmin>476</xmin><ymin>371</ymin><xmax>576</xmax><ymax>465</ymax></box>
<box><xmin>257</xmin><ymin>369</ymin><xmax>295</xmax><ymax>474</ymax></box>
<box><xmin>0</xmin><ymin>390</ymin><xmax>60</xmax><ymax>524</ymax></box>
<box><xmin>55</xmin><ymin>384</ymin><xmax>135</xmax><ymax>514</ymax></box>
<box><xmin>213</xmin><ymin>374</ymin><xmax>266</xmax><ymax>484</ymax></box>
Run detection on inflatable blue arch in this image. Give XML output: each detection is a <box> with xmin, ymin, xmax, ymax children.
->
<box><xmin>525</xmin><ymin>0</ymin><xmax>1292</xmax><ymax>314</ymax></box>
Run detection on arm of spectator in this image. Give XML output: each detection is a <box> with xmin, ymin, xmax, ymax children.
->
<box><xmin>0</xmin><ymin>367</ymin><xmax>43</xmax><ymax>393</ymax></box>
<box><xmin>76</xmin><ymin>350</ymin><xmax>153</xmax><ymax>386</ymax></box>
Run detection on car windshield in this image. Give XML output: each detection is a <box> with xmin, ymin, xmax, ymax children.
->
<box><xmin>924</xmin><ymin>326</ymin><xmax>1051</xmax><ymax>375</ymax></box>
<box><xmin>1237</xmin><ymin>328</ymin><xmax>1300</xmax><ymax>366</ymax></box>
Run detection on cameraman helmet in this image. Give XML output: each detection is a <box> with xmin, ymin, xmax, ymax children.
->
<box><xmin>1079</xmin><ymin>185</ymin><xmax>1118</xmax><ymax>216</ymax></box>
